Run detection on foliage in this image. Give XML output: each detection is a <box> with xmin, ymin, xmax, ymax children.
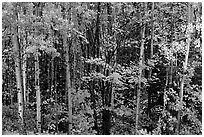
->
<box><xmin>2</xmin><ymin>104</ymin><xmax>36</xmax><ymax>132</ymax></box>
<box><xmin>2</xmin><ymin>2</ymin><xmax>202</xmax><ymax>135</ymax></box>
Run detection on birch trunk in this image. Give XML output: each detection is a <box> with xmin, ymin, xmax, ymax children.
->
<box><xmin>35</xmin><ymin>51</ymin><xmax>41</xmax><ymax>133</ymax></box>
<box><xmin>176</xmin><ymin>3</ymin><xmax>192</xmax><ymax>133</ymax></box>
<box><xmin>12</xmin><ymin>7</ymin><xmax>26</xmax><ymax>135</ymax></box>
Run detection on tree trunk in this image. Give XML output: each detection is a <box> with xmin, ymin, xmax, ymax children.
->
<box><xmin>48</xmin><ymin>57</ymin><xmax>51</xmax><ymax>96</ymax></box>
<box><xmin>135</xmin><ymin>3</ymin><xmax>147</xmax><ymax>135</ymax></box>
<box><xmin>25</xmin><ymin>31</ymin><xmax>29</xmax><ymax>103</ymax></box>
<box><xmin>71</xmin><ymin>5</ymin><xmax>77</xmax><ymax>91</ymax></box>
<box><xmin>35</xmin><ymin>3</ymin><xmax>42</xmax><ymax>133</ymax></box>
<box><xmin>169</xmin><ymin>3</ymin><xmax>175</xmax><ymax>88</ymax></box>
<box><xmin>147</xmin><ymin>2</ymin><xmax>154</xmax><ymax>118</ymax></box>
<box><xmin>90</xmin><ymin>80</ymin><xmax>99</xmax><ymax>134</ymax></box>
<box><xmin>12</xmin><ymin>7</ymin><xmax>27</xmax><ymax>135</ymax></box>
<box><xmin>35</xmin><ymin>51</ymin><xmax>41</xmax><ymax>133</ymax></box>
<box><xmin>51</xmin><ymin>57</ymin><xmax>58</xmax><ymax>111</ymax></box>
<box><xmin>102</xmin><ymin>2</ymin><xmax>113</xmax><ymax>135</ymax></box>
<box><xmin>22</xmin><ymin>53</ymin><xmax>27</xmax><ymax>104</ymax></box>
<box><xmin>13</xmin><ymin>29</ymin><xmax>26</xmax><ymax>135</ymax></box>
<box><xmin>163</xmin><ymin>69</ymin><xmax>169</xmax><ymax>111</ymax></box>
<box><xmin>63</xmin><ymin>35</ymin><xmax>72</xmax><ymax>135</ymax></box>
<box><xmin>110</xmin><ymin>3</ymin><xmax>117</xmax><ymax>117</ymax></box>
<box><xmin>176</xmin><ymin>2</ymin><xmax>192</xmax><ymax>133</ymax></box>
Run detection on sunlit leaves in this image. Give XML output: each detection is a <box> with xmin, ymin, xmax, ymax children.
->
<box><xmin>25</xmin><ymin>46</ymin><xmax>38</xmax><ymax>53</ymax></box>
<box><xmin>114</xmin><ymin>105</ymin><xmax>133</xmax><ymax>116</ymax></box>
<box><xmin>109</xmin><ymin>72</ymin><xmax>122</xmax><ymax>85</ymax></box>
<box><xmin>84</xmin><ymin>57</ymin><xmax>113</xmax><ymax>71</ymax></box>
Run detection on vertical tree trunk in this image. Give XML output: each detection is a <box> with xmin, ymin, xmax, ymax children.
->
<box><xmin>48</xmin><ymin>57</ymin><xmax>51</xmax><ymax>96</ymax></box>
<box><xmin>12</xmin><ymin>7</ymin><xmax>27</xmax><ymax>135</ymax></box>
<box><xmin>176</xmin><ymin>3</ymin><xmax>192</xmax><ymax>133</ymax></box>
<box><xmin>51</xmin><ymin>57</ymin><xmax>58</xmax><ymax>110</ymax></box>
<box><xmin>169</xmin><ymin>4</ymin><xmax>175</xmax><ymax>89</ymax></box>
<box><xmin>163</xmin><ymin>69</ymin><xmax>169</xmax><ymax>111</ymax></box>
<box><xmin>101</xmin><ymin>2</ymin><xmax>113</xmax><ymax>135</ymax></box>
<box><xmin>63</xmin><ymin>35</ymin><xmax>72</xmax><ymax>135</ymax></box>
<box><xmin>22</xmin><ymin>53</ymin><xmax>27</xmax><ymax>104</ymax></box>
<box><xmin>135</xmin><ymin>3</ymin><xmax>147</xmax><ymax>135</ymax></box>
<box><xmin>110</xmin><ymin>2</ymin><xmax>117</xmax><ymax>126</ymax></box>
<box><xmin>90</xmin><ymin>80</ymin><xmax>99</xmax><ymax>134</ymax></box>
<box><xmin>9</xmin><ymin>72</ymin><xmax>14</xmax><ymax>105</ymax></box>
<box><xmin>13</xmin><ymin>29</ymin><xmax>26</xmax><ymax>135</ymax></box>
<box><xmin>35</xmin><ymin>51</ymin><xmax>41</xmax><ymax>133</ymax></box>
<box><xmin>147</xmin><ymin>2</ymin><xmax>155</xmax><ymax>118</ymax></box>
<box><xmin>76</xmin><ymin>4</ymin><xmax>83</xmax><ymax>88</ymax></box>
<box><xmin>71</xmin><ymin>5</ymin><xmax>77</xmax><ymax>91</ymax></box>
<box><xmin>35</xmin><ymin>3</ymin><xmax>42</xmax><ymax>133</ymax></box>
<box><xmin>25</xmin><ymin>31</ymin><xmax>29</xmax><ymax>103</ymax></box>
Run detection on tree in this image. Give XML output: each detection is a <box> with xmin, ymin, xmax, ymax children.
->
<box><xmin>135</xmin><ymin>2</ymin><xmax>147</xmax><ymax>135</ymax></box>
<box><xmin>63</xmin><ymin>30</ymin><xmax>73</xmax><ymax>135</ymax></box>
<box><xmin>2</xmin><ymin>2</ymin><xmax>202</xmax><ymax>135</ymax></box>
<box><xmin>176</xmin><ymin>2</ymin><xmax>192</xmax><ymax>133</ymax></box>
<box><xmin>147</xmin><ymin>2</ymin><xmax>155</xmax><ymax>118</ymax></box>
<box><xmin>12</xmin><ymin>3</ymin><xmax>27</xmax><ymax>135</ymax></box>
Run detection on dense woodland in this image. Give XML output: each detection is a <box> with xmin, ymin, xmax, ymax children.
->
<box><xmin>2</xmin><ymin>2</ymin><xmax>202</xmax><ymax>135</ymax></box>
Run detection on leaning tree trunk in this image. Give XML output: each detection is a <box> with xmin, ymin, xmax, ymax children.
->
<box><xmin>135</xmin><ymin>2</ymin><xmax>147</xmax><ymax>135</ymax></box>
<box><xmin>12</xmin><ymin>7</ymin><xmax>27</xmax><ymax>135</ymax></box>
<box><xmin>176</xmin><ymin>2</ymin><xmax>192</xmax><ymax>133</ymax></box>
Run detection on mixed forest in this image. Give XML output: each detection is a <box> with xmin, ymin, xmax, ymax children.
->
<box><xmin>2</xmin><ymin>2</ymin><xmax>202</xmax><ymax>135</ymax></box>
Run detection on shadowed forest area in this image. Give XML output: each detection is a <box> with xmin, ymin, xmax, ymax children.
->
<box><xmin>2</xmin><ymin>2</ymin><xmax>202</xmax><ymax>135</ymax></box>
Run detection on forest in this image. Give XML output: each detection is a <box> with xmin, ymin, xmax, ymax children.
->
<box><xmin>2</xmin><ymin>2</ymin><xmax>202</xmax><ymax>135</ymax></box>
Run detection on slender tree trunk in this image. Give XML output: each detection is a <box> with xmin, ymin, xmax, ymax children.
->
<box><xmin>169</xmin><ymin>4</ymin><xmax>175</xmax><ymax>89</ymax></box>
<box><xmin>102</xmin><ymin>2</ymin><xmax>113</xmax><ymax>135</ymax></box>
<box><xmin>176</xmin><ymin>3</ymin><xmax>192</xmax><ymax>133</ymax></box>
<box><xmin>147</xmin><ymin>2</ymin><xmax>154</xmax><ymax>118</ymax></box>
<box><xmin>63</xmin><ymin>35</ymin><xmax>72</xmax><ymax>135</ymax></box>
<box><xmin>51</xmin><ymin>57</ymin><xmax>57</xmax><ymax>110</ymax></box>
<box><xmin>71</xmin><ymin>6</ymin><xmax>77</xmax><ymax>91</ymax></box>
<box><xmin>90</xmin><ymin>80</ymin><xmax>99</xmax><ymax>134</ymax></box>
<box><xmin>48</xmin><ymin>57</ymin><xmax>51</xmax><ymax>96</ymax></box>
<box><xmin>25</xmin><ymin>31</ymin><xmax>29</xmax><ymax>103</ymax></box>
<box><xmin>96</xmin><ymin>2</ymin><xmax>101</xmax><ymax>61</ymax></box>
<box><xmin>135</xmin><ymin>3</ymin><xmax>147</xmax><ymax>135</ymax></box>
<box><xmin>77</xmin><ymin>5</ymin><xmax>83</xmax><ymax>88</ymax></box>
<box><xmin>22</xmin><ymin>53</ymin><xmax>27</xmax><ymax>104</ymax></box>
<box><xmin>163</xmin><ymin>69</ymin><xmax>169</xmax><ymax>111</ymax></box>
<box><xmin>12</xmin><ymin>7</ymin><xmax>27</xmax><ymax>135</ymax></box>
<box><xmin>13</xmin><ymin>31</ymin><xmax>26</xmax><ymax>135</ymax></box>
<box><xmin>9</xmin><ymin>73</ymin><xmax>14</xmax><ymax>105</ymax></box>
<box><xmin>6</xmin><ymin>57</ymin><xmax>12</xmax><ymax>105</ymax></box>
<box><xmin>110</xmin><ymin>3</ymin><xmax>117</xmax><ymax>116</ymax></box>
<box><xmin>35</xmin><ymin>51</ymin><xmax>41</xmax><ymax>133</ymax></box>
<box><xmin>35</xmin><ymin>3</ymin><xmax>42</xmax><ymax>133</ymax></box>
